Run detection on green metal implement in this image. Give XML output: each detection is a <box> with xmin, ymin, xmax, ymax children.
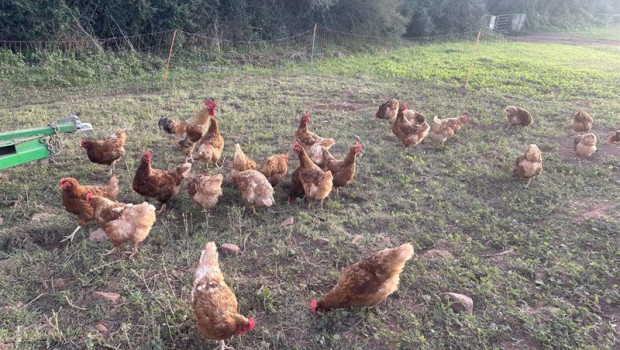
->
<box><xmin>0</xmin><ymin>115</ymin><xmax>93</xmax><ymax>170</ymax></box>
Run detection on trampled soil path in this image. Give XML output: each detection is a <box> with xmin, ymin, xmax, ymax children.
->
<box><xmin>510</xmin><ymin>32</ymin><xmax>620</xmax><ymax>46</ymax></box>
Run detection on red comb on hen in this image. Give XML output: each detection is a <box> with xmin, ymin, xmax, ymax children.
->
<box><xmin>237</xmin><ymin>317</ymin><xmax>255</xmax><ymax>335</ymax></box>
<box><xmin>310</xmin><ymin>299</ymin><xmax>318</xmax><ymax>314</ymax></box>
<box><xmin>86</xmin><ymin>193</ymin><xmax>93</xmax><ymax>202</ymax></box>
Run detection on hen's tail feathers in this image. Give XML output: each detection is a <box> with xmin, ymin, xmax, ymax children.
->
<box><xmin>132</xmin><ymin>202</ymin><xmax>157</xmax><ymax>227</ymax></box>
<box><xmin>213</xmin><ymin>173</ymin><xmax>225</xmax><ymax>183</ymax></box>
<box><xmin>191</xmin><ymin>241</ymin><xmax>220</xmax><ymax>304</ymax></box>
<box><xmin>158</xmin><ymin>116</ymin><xmax>175</xmax><ymax>134</ymax></box>
<box><xmin>113</xmin><ymin>129</ymin><xmax>127</xmax><ymax>142</ymax></box>
<box><xmin>393</xmin><ymin>243</ymin><xmax>415</xmax><ymax>263</ymax></box>
<box><xmin>234</xmin><ymin>143</ymin><xmax>244</xmax><ymax>159</ymax></box>
<box><xmin>106</xmin><ymin>175</ymin><xmax>120</xmax><ymax>199</ymax></box>
<box><xmin>320</xmin><ymin>138</ymin><xmax>336</xmax><ymax>149</ymax></box>
<box><xmin>194</xmin><ymin>242</ymin><xmax>219</xmax><ymax>284</ymax></box>
<box><xmin>177</xmin><ymin>162</ymin><xmax>193</xmax><ymax>178</ymax></box>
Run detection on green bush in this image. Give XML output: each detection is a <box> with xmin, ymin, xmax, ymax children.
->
<box><xmin>1</xmin><ymin>0</ymin><xmax>618</xmax><ymax>43</ymax></box>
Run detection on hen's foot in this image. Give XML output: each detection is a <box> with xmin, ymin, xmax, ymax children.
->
<box><xmin>104</xmin><ymin>247</ymin><xmax>117</xmax><ymax>256</ymax></box>
<box><xmin>60</xmin><ymin>226</ymin><xmax>82</xmax><ymax>242</ymax></box>
<box><xmin>155</xmin><ymin>203</ymin><xmax>167</xmax><ymax>215</ymax></box>
<box><xmin>218</xmin><ymin>340</ymin><xmax>235</xmax><ymax>350</ymax></box>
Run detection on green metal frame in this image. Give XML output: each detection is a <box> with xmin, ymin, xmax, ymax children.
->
<box><xmin>0</xmin><ymin>122</ymin><xmax>77</xmax><ymax>170</ymax></box>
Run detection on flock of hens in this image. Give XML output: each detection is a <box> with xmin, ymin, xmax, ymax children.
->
<box><xmin>58</xmin><ymin>98</ymin><xmax>620</xmax><ymax>349</ymax></box>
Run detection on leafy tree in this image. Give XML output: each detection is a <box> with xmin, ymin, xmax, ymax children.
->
<box><xmin>1</xmin><ymin>0</ymin><xmax>619</xmax><ymax>43</ymax></box>
<box><xmin>325</xmin><ymin>0</ymin><xmax>409</xmax><ymax>37</ymax></box>
<box><xmin>0</xmin><ymin>0</ymin><xmax>69</xmax><ymax>41</ymax></box>
<box><xmin>401</xmin><ymin>0</ymin><xmax>487</xmax><ymax>36</ymax></box>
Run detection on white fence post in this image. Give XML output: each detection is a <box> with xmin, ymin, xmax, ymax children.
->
<box><xmin>310</xmin><ymin>24</ymin><xmax>317</xmax><ymax>76</ymax></box>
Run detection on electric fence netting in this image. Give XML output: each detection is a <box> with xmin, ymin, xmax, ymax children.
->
<box><xmin>0</xmin><ymin>27</ymin><xmax>527</xmax><ymax>107</ymax></box>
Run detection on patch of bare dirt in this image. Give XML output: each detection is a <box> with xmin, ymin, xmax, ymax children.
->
<box><xmin>571</xmin><ymin>199</ymin><xmax>619</xmax><ymax>221</ymax></box>
<box><xmin>496</xmin><ymin>339</ymin><xmax>542</xmax><ymax>350</ymax></box>
<box><xmin>581</xmin><ymin>206</ymin><xmax>610</xmax><ymax>220</ymax></box>
<box><xmin>555</xmin><ymin>128</ymin><xmax>620</xmax><ymax>166</ymax></box>
<box><xmin>310</xmin><ymin>101</ymin><xmax>374</xmax><ymax>113</ymax></box>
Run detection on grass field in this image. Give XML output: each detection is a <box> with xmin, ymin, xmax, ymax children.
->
<box><xmin>1</xmin><ymin>30</ymin><xmax>619</xmax><ymax>350</ymax></box>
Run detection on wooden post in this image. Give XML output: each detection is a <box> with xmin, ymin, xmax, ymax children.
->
<box><xmin>162</xmin><ymin>29</ymin><xmax>178</xmax><ymax>89</ymax></box>
<box><xmin>310</xmin><ymin>24</ymin><xmax>317</xmax><ymax>76</ymax></box>
<box><xmin>464</xmin><ymin>30</ymin><xmax>482</xmax><ymax>90</ymax></box>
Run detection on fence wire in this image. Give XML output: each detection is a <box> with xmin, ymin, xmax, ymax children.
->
<box><xmin>0</xmin><ymin>27</ymin><xmax>548</xmax><ymax>108</ymax></box>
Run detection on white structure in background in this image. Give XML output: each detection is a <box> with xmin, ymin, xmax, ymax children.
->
<box><xmin>488</xmin><ymin>14</ymin><xmax>527</xmax><ymax>32</ymax></box>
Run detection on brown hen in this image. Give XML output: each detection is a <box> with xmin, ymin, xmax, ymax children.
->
<box><xmin>392</xmin><ymin>103</ymin><xmax>430</xmax><ymax>147</ymax></box>
<box><xmin>311</xmin><ymin>243</ymin><xmax>414</xmax><ymax>313</ymax></box>
<box><xmin>429</xmin><ymin>113</ymin><xmax>468</xmax><ymax>146</ymax></box>
<box><xmin>59</xmin><ymin>175</ymin><xmax>119</xmax><ymax>242</ymax></box>
<box><xmin>609</xmin><ymin>130</ymin><xmax>620</xmax><ymax>144</ymax></box>
<box><xmin>87</xmin><ymin>193</ymin><xmax>156</xmax><ymax>257</ymax></box>
<box><xmin>258</xmin><ymin>153</ymin><xmax>289</xmax><ymax>186</ymax></box>
<box><xmin>194</xmin><ymin>118</ymin><xmax>224</xmax><ymax>167</ymax></box>
<box><xmin>132</xmin><ymin>149</ymin><xmax>192</xmax><ymax>213</ymax></box>
<box><xmin>571</xmin><ymin>109</ymin><xmax>593</xmax><ymax>133</ymax></box>
<box><xmin>375</xmin><ymin>98</ymin><xmax>399</xmax><ymax>121</ymax></box>
<box><xmin>322</xmin><ymin>141</ymin><xmax>362</xmax><ymax>196</ymax></box>
<box><xmin>513</xmin><ymin>144</ymin><xmax>543</xmax><ymax>188</ymax></box>
<box><xmin>295</xmin><ymin>113</ymin><xmax>336</xmax><ymax>168</ymax></box>
<box><xmin>293</xmin><ymin>142</ymin><xmax>333</xmax><ymax>210</ymax></box>
<box><xmin>192</xmin><ymin>242</ymin><xmax>255</xmax><ymax>350</ymax></box>
<box><xmin>505</xmin><ymin>106</ymin><xmax>533</xmax><ymax>129</ymax></box>
<box><xmin>81</xmin><ymin>130</ymin><xmax>126</xmax><ymax>172</ymax></box>
<box><xmin>573</xmin><ymin>133</ymin><xmax>597</xmax><ymax>163</ymax></box>
<box><xmin>187</xmin><ymin>173</ymin><xmax>224</xmax><ymax>210</ymax></box>
<box><xmin>158</xmin><ymin>100</ymin><xmax>217</xmax><ymax>161</ymax></box>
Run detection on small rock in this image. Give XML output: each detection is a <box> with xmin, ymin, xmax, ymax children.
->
<box><xmin>440</xmin><ymin>292</ymin><xmax>473</xmax><ymax>315</ymax></box>
<box><xmin>534</xmin><ymin>272</ymin><xmax>546</xmax><ymax>286</ymax></box>
<box><xmin>0</xmin><ymin>258</ymin><xmax>11</xmax><ymax>269</ymax></box>
<box><xmin>420</xmin><ymin>249</ymin><xmax>454</xmax><ymax>259</ymax></box>
<box><xmin>280</xmin><ymin>217</ymin><xmax>294</xmax><ymax>227</ymax></box>
<box><xmin>52</xmin><ymin>278</ymin><xmax>68</xmax><ymax>290</ymax></box>
<box><xmin>220</xmin><ymin>243</ymin><xmax>242</xmax><ymax>256</ymax></box>
<box><xmin>382</xmin><ymin>236</ymin><xmax>391</xmax><ymax>245</ymax></box>
<box><xmin>91</xmin><ymin>291</ymin><xmax>121</xmax><ymax>303</ymax></box>
<box><xmin>93</xmin><ymin>323</ymin><xmax>109</xmax><ymax>334</ymax></box>
<box><xmin>0</xmin><ymin>343</ymin><xmax>12</xmax><ymax>350</ymax></box>
<box><xmin>89</xmin><ymin>228</ymin><xmax>107</xmax><ymax>241</ymax></box>
<box><xmin>352</xmin><ymin>234</ymin><xmax>363</xmax><ymax>246</ymax></box>
<box><xmin>575</xmin><ymin>101</ymin><xmax>590</xmax><ymax>108</ymax></box>
<box><xmin>0</xmin><ymin>216</ymin><xmax>3</xmax><ymax>225</ymax></box>
<box><xmin>30</xmin><ymin>213</ymin><xmax>56</xmax><ymax>222</ymax></box>
<box><xmin>524</xmin><ymin>304</ymin><xmax>560</xmax><ymax>316</ymax></box>
<box><xmin>315</xmin><ymin>237</ymin><xmax>329</xmax><ymax>246</ymax></box>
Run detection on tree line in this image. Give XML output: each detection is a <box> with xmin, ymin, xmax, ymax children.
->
<box><xmin>1</xmin><ymin>0</ymin><xmax>618</xmax><ymax>42</ymax></box>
